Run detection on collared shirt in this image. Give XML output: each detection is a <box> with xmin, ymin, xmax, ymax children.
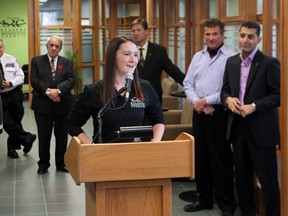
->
<box><xmin>239</xmin><ymin>47</ymin><xmax>258</xmax><ymax>105</ymax></box>
<box><xmin>138</xmin><ymin>41</ymin><xmax>148</xmax><ymax>60</ymax></box>
<box><xmin>0</xmin><ymin>53</ymin><xmax>24</xmax><ymax>93</ymax></box>
<box><xmin>184</xmin><ymin>44</ymin><xmax>236</xmax><ymax>105</ymax></box>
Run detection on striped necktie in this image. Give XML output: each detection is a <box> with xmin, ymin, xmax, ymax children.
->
<box><xmin>50</xmin><ymin>58</ymin><xmax>56</xmax><ymax>80</ymax></box>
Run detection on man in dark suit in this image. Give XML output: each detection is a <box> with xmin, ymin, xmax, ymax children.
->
<box><xmin>221</xmin><ymin>21</ymin><xmax>280</xmax><ymax>216</ymax></box>
<box><xmin>131</xmin><ymin>18</ymin><xmax>185</xmax><ymax>104</ymax></box>
<box><xmin>30</xmin><ymin>36</ymin><xmax>75</xmax><ymax>174</ymax></box>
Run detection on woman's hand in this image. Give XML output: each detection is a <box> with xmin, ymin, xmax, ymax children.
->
<box><xmin>151</xmin><ymin>123</ymin><xmax>165</xmax><ymax>142</ymax></box>
<box><xmin>77</xmin><ymin>132</ymin><xmax>93</xmax><ymax>144</ymax></box>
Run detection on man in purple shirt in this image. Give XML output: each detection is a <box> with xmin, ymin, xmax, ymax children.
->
<box><xmin>221</xmin><ymin>21</ymin><xmax>280</xmax><ymax>216</ymax></box>
<box><xmin>183</xmin><ymin>18</ymin><xmax>236</xmax><ymax>216</ymax></box>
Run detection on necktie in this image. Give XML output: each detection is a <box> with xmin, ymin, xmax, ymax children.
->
<box><xmin>139</xmin><ymin>48</ymin><xmax>145</xmax><ymax>68</ymax></box>
<box><xmin>0</xmin><ymin>60</ymin><xmax>5</xmax><ymax>80</ymax></box>
<box><xmin>50</xmin><ymin>58</ymin><xmax>56</xmax><ymax>80</ymax></box>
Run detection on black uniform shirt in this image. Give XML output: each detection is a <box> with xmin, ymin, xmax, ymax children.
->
<box><xmin>67</xmin><ymin>79</ymin><xmax>164</xmax><ymax>143</ymax></box>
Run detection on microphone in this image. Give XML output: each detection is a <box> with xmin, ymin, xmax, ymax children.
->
<box><xmin>124</xmin><ymin>73</ymin><xmax>134</xmax><ymax>101</ymax></box>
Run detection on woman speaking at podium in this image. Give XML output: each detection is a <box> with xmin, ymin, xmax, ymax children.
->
<box><xmin>66</xmin><ymin>36</ymin><xmax>165</xmax><ymax>144</ymax></box>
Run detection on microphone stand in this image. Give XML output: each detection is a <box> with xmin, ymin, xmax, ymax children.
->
<box><xmin>94</xmin><ymin>87</ymin><xmax>126</xmax><ymax>144</ymax></box>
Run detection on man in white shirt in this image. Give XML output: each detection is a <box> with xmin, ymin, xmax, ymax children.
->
<box><xmin>0</xmin><ymin>38</ymin><xmax>36</xmax><ymax>158</ymax></box>
<box><xmin>183</xmin><ymin>19</ymin><xmax>236</xmax><ymax>216</ymax></box>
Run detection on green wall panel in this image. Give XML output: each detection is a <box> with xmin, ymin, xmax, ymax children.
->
<box><xmin>0</xmin><ymin>0</ymin><xmax>28</xmax><ymax>67</ymax></box>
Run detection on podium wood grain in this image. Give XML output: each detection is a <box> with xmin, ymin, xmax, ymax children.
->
<box><xmin>65</xmin><ymin>132</ymin><xmax>194</xmax><ymax>216</ymax></box>
<box><xmin>85</xmin><ymin>179</ymin><xmax>171</xmax><ymax>216</ymax></box>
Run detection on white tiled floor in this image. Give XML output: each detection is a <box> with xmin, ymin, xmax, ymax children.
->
<box><xmin>0</xmin><ymin>100</ymin><xmax>223</xmax><ymax>216</ymax></box>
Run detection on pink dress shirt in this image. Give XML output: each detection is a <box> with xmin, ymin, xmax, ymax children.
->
<box><xmin>239</xmin><ymin>48</ymin><xmax>258</xmax><ymax>105</ymax></box>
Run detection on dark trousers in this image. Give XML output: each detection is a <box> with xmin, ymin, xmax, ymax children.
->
<box><xmin>193</xmin><ymin>106</ymin><xmax>236</xmax><ymax>212</ymax></box>
<box><xmin>1</xmin><ymin>87</ymin><xmax>32</xmax><ymax>150</ymax></box>
<box><xmin>34</xmin><ymin>112</ymin><xmax>68</xmax><ymax>169</ymax></box>
<box><xmin>232</xmin><ymin>117</ymin><xmax>280</xmax><ymax>216</ymax></box>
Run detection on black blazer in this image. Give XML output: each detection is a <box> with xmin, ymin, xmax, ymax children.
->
<box><xmin>30</xmin><ymin>54</ymin><xmax>75</xmax><ymax>116</ymax></box>
<box><xmin>221</xmin><ymin>50</ymin><xmax>280</xmax><ymax>148</ymax></box>
<box><xmin>137</xmin><ymin>42</ymin><xmax>185</xmax><ymax>101</ymax></box>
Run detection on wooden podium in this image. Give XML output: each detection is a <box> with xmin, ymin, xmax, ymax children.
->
<box><xmin>64</xmin><ymin>132</ymin><xmax>194</xmax><ymax>216</ymax></box>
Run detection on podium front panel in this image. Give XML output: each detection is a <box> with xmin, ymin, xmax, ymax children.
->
<box><xmin>86</xmin><ymin>179</ymin><xmax>172</xmax><ymax>216</ymax></box>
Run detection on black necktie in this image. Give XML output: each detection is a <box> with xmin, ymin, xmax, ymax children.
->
<box><xmin>0</xmin><ymin>61</ymin><xmax>5</xmax><ymax>80</ymax></box>
<box><xmin>139</xmin><ymin>48</ymin><xmax>145</xmax><ymax>68</ymax></box>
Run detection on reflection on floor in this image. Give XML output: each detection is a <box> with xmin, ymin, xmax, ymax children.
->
<box><xmin>0</xmin><ymin>101</ymin><xmax>223</xmax><ymax>216</ymax></box>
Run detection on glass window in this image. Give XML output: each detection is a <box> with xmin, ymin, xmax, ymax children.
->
<box><xmin>82</xmin><ymin>67</ymin><xmax>93</xmax><ymax>85</ymax></box>
<box><xmin>272</xmin><ymin>24</ymin><xmax>278</xmax><ymax>57</ymax></box>
<box><xmin>117</xmin><ymin>29</ymin><xmax>131</xmax><ymax>36</ymax></box>
<box><xmin>106</xmin><ymin>0</ymin><xmax>110</xmax><ymax>23</ymax></box>
<box><xmin>105</xmin><ymin>30</ymin><xmax>110</xmax><ymax>51</ymax></box>
<box><xmin>257</xmin><ymin>0</ymin><xmax>263</xmax><ymax>14</ymax></box>
<box><xmin>82</xmin><ymin>0</ymin><xmax>93</xmax><ymax>25</ymax></box>
<box><xmin>224</xmin><ymin>25</ymin><xmax>240</xmax><ymax>53</ymax></box>
<box><xmin>258</xmin><ymin>24</ymin><xmax>263</xmax><ymax>51</ymax></box>
<box><xmin>117</xmin><ymin>3</ymin><xmax>140</xmax><ymax>17</ymax></box>
<box><xmin>178</xmin><ymin>0</ymin><xmax>185</xmax><ymax>22</ymax></box>
<box><xmin>149</xmin><ymin>28</ymin><xmax>159</xmax><ymax>44</ymax></box>
<box><xmin>97</xmin><ymin>0</ymin><xmax>103</xmax><ymax>26</ymax></box>
<box><xmin>209</xmin><ymin>0</ymin><xmax>218</xmax><ymax>18</ymax></box>
<box><xmin>99</xmin><ymin>29</ymin><xmax>110</xmax><ymax>62</ymax></box>
<box><xmin>226</xmin><ymin>0</ymin><xmax>240</xmax><ymax>17</ymax></box>
<box><xmin>99</xmin><ymin>65</ymin><xmax>104</xmax><ymax>80</ymax></box>
<box><xmin>99</xmin><ymin>29</ymin><xmax>104</xmax><ymax>61</ymax></box>
<box><xmin>82</xmin><ymin>29</ymin><xmax>93</xmax><ymax>63</ymax></box>
<box><xmin>40</xmin><ymin>29</ymin><xmax>73</xmax><ymax>56</ymax></box>
<box><xmin>155</xmin><ymin>0</ymin><xmax>160</xmax><ymax>25</ymax></box>
<box><xmin>155</xmin><ymin>28</ymin><xmax>159</xmax><ymax>44</ymax></box>
<box><xmin>177</xmin><ymin>28</ymin><xmax>185</xmax><ymax>72</ymax></box>
<box><xmin>40</xmin><ymin>0</ymin><xmax>64</xmax><ymax>26</ymax></box>
<box><xmin>168</xmin><ymin>28</ymin><xmax>175</xmax><ymax>62</ymax></box>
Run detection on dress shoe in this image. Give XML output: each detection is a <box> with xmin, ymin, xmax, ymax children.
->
<box><xmin>23</xmin><ymin>134</ymin><xmax>36</xmax><ymax>154</ymax></box>
<box><xmin>184</xmin><ymin>201</ymin><xmax>213</xmax><ymax>212</ymax></box>
<box><xmin>37</xmin><ymin>167</ymin><xmax>48</xmax><ymax>174</ymax></box>
<box><xmin>57</xmin><ymin>167</ymin><xmax>69</xmax><ymax>173</ymax></box>
<box><xmin>222</xmin><ymin>211</ymin><xmax>234</xmax><ymax>216</ymax></box>
<box><xmin>7</xmin><ymin>149</ymin><xmax>19</xmax><ymax>159</ymax></box>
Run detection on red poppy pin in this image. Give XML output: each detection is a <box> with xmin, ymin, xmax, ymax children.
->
<box><xmin>58</xmin><ymin>65</ymin><xmax>63</xmax><ymax>70</ymax></box>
